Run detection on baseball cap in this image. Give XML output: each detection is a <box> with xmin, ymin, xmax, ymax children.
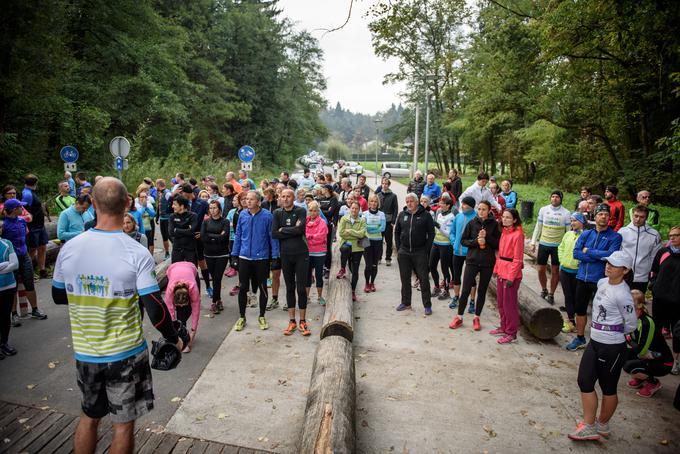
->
<box><xmin>602</xmin><ymin>251</ymin><xmax>632</xmax><ymax>269</ymax></box>
<box><xmin>3</xmin><ymin>199</ymin><xmax>27</xmax><ymax>211</ymax></box>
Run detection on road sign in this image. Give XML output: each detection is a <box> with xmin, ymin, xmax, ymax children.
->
<box><xmin>64</xmin><ymin>162</ymin><xmax>77</xmax><ymax>172</ymax></box>
<box><xmin>241</xmin><ymin>162</ymin><xmax>252</xmax><ymax>171</ymax></box>
<box><xmin>109</xmin><ymin>136</ymin><xmax>131</xmax><ymax>158</ymax></box>
<box><xmin>60</xmin><ymin>145</ymin><xmax>79</xmax><ymax>163</ymax></box>
<box><xmin>115</xmin><ymin>157</ymin><xmax>123</xmax><ymax>171</ymax></box>
<box><xmin>238</xmin><ymin>145</ymin><xmax>255</xmax><ymax>162</ymax></box>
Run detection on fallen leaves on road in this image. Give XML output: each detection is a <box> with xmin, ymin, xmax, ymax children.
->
<box><xmin>217</xmin><ymin>413</ymin><xmax>227</xmax><ymax>419</ymax></box>
<box><xmin>26</xmin><ymin>384</ymin><xmax>37</xmax><ymax>390</ymax></box>
<box><xmin>18</xmin><ymin>418</ymin><xmax>29</xmax><ymax>424</ymax></box>
<box><xmin>48</xmin><ymin>361</ymin><xmax>60</xmax><ymax>369</ymax></box>
<box><xmin>482</xmin><ymin>425</ymin><xmax>497</xmax><ymax>438</ymax></box>
<box><xmin>170</xmin><ymin>397</ymin><xmax>182</xmax><ymax>402</ymax></box>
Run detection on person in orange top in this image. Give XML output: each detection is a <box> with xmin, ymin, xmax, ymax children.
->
<box><xmin>604</xmin><ymin>185</ymin><xmax>625</xmax><ymax>231</ymax></box>
<box><xmin>492</xmin><ymin>208</ymin><xmax>525</xmax><ymax>344</ymax></box>
<box><xmin>225</xmin><ymin>171</ymin><xmax>242</xmax><ymax>193</ymax></box>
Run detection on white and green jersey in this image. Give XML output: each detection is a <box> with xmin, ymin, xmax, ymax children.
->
<box><xmin>531</xmin><ymin>205</ymin><xmax>571</xmax><ymax>247</ymax></box>
<box><xmin>53</xmin><ymin>229</ymin><xmax>160</xmax><ymax>363</ymax></box>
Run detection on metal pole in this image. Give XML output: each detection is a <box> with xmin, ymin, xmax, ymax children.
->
<box><xmin>413</xmin><ymin>105</ymin><xmax>419</xmax><ymax>178</ymax></box>
<box><xmin>375</xmin><ymin>127</ymin><xmax>379</xmax><ymax>185</ymax></box>
<box><xmin>424</xmin><ymin>95</ymin><xmax>430</xmax><ymax>174</ymax></box>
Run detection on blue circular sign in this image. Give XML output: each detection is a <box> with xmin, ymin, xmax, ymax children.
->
<box><xmin>60</xmin><ymin>145</ymin><xmax>79</xmax><ymax>163</ymax></box>
<box><xmin>238</xmin><ymin>145</ymin><xmax>255</xmax><ymax>163</ymax></box>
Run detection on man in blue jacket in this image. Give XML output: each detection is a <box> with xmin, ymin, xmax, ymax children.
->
<box><xmin>232</xmin><ymin>191</ymin><xmax>279</xmax><ymax>332</ymax></box>
<box><xmin>422</xmin><ymin>173</ymin><xmax>442</xmax><ymax>203</ymax></box>
<box><xmin>448</xmin><ymin>196</ymin><xmax>478</xmax><ymax>311</ymax></box>
<box><xmin>566</xmin><ymin>204</ymin><xmax>622</xmax><ymax>351</ymax></box>
<box><xmin>57</xmin><ymin>195</ymin><xmax>94</xmax><ymax>242</ymax></box>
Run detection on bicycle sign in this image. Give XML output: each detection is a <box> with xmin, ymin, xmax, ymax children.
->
<box><xmin>60</xmin><ymin>145</ymin><xmax>79</xmax><ymax>163</ymax></box>
<box><xmin>238</xmin><ymin>145</ymin><xmax>255</xmax><ymax>163</ymax></box>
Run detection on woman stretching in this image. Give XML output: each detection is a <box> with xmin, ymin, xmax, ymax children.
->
<box><xmin>338</xmin><ymin>201</ymin><xmax>367</xmax><ymax>302</ymax></box>
<box><xmin>305</xmin><ymin>201</ymin><xmax>328</xmax><ymax>305</ymax></box>
<box><xmin>201</xmin><ymin>200</ymin><xmax>230</xmax><ymax>314</ymax></box>
<box><xmin>165</xmin><ymin>261</ymin><xmax>201</xmax><ymax>353</ymax></box>
<box><xmin>361</xmin><ymin>195</ymin><xmax>386</xmax><ymax>293</ymax></box>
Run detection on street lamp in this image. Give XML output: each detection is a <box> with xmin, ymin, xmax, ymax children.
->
<box><xmin>374</xmin><ymin>118</ymin><xmax>383</xmax><ymax>185</ymax></box>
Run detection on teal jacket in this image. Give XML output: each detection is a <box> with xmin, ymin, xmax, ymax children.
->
<box><xmin>58</xmin><ymin>206</ymin><xmax>94</xmax><ymax>242</ymax></box>
<box><xmin>449</xmin><ymin>209</ymin><xmax>477</xmax><ymax>256</ymax></box>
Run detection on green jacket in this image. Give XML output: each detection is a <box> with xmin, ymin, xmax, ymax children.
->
<box><xmin>338</xmin><ymin>214</ymin><xmax>367</xmax><ymax>252</ymax></box>
<box><xmin>557</xmin><ymin>230</ymin><xmax>581</xmax><ymax>272</ymax></box>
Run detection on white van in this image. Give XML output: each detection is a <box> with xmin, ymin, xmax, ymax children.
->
<box><xmin>381</xmin><ymin>162</ymin><xmax>411</xmax><ymax>178</ymax></box>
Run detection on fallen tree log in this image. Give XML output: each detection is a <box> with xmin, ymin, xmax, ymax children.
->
<box><xmin>320</xmin><ymin>243</ymin><xmax>354</xmax><ymax>342</ymax></box>
<box><xmin>45</xmin><ymin>241</ymin><xmax>61</xmax><ymax>264</ymax></box>
<box><xmin>488</xmin><ymin>277</ymin><xmax>562</xmax><ymax>340</ymax></box>
<box><xmin>45</xmin><ymin>221</ymin><xmax>58</xmax><ymax>241</ymax></box>
<box><xmin>155</xmin><ymin>259</ymin><xmax>171</xmax><ymax>289</ymax></box>
<box><xmin>300</xmin><ymin>336</ymin><xmax>355</xmax><ymax>454</ymax></box>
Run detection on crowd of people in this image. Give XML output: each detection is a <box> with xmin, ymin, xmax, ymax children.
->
<box><xmin>0</xmin><ymin>164</ymin><xmax>678</xmax><ymax>450</ymax></box>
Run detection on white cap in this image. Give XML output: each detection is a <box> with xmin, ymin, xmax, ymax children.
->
<box><xmin>602</xmin><ymin>250</ymin><xmax>632</xmax><ymax>269</ymax></box>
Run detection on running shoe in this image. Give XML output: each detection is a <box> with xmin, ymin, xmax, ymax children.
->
<box><xmin>472</xmin><ymin>316</ymin><xmax>481</xmax><ymax>331</ymax></box>
<box><xmin>562</xmin><ymin>320</ymin><xmax>575</xmax><ymax>333</ymax></box>
<box><xmin>437</xmin><ymin>289</ymin><xmax>450</xmax><ymax>301</ymax></box>
<box><xmin>282</xmin><ymin>303</ymin><xmax>288</xmax><ymax>311</ymax></box>
<box><xmin>364</xmin><ymin>284</ymin><xmax>371</xmax><ymax>293</ymax></box>
<box><xmin>636</xmin><ymin>380</ymin><xmax>662</xmax><ymax>398</ymax></box>
<box><xmin>318</xmin><ymin>297</ymin><xmax>326</xmax><ymax>306</ymax></box>
<box><xmin>672</xmin><ymin>359</ymin><xmax>680</xmax><ymax>376</ymax></box>
<box><xmin>216</xmin><ymin>300</ymin><xmax>224</xmax><ymax>312</ymax></box>
<box><xmin>448</xmin><ymin>281</ymin><xmax>454</xmax><ymax>289</ymax></box>
<box><xmin>225</xmin><ymin>268</ymin><xmax>237</xmax><ymax>278</ymax></box>
<box><xmin>449</xmin><ymin>315</ymin><xmax>463</xmax><ymax>329</ymax></box>
<box><xmin>566</xmin><ymin>337</ymin><xmax>587</xmax><ymax>351</ymax></box>
<box><xmin>299</xmin><ymin>321</ymin><xmax>311</xmax><ymax>336</ymax></box>
<box><xmin>31</xmin><ymin>308</ymin><xmax>48</xmax><ymax>320</ymax></box>
<box><xmin>266</xmin><ymin>298</ymin><xmax>279</xmax><ymax>311</ymax></box>
<box><xmin>385</xmin><ymin>259</ymin><xmax>391</xmax><ymax>267</ymax></box>
<box><xmin>0</xmin><ymin>343</ymin><xmax>17</xmax><ymax>356</ymax></box>
<box><xmin>448</xmin><ymin>295</ymin><xmax>459</xmax><ymax>309</ymax></box>
<box><xmin>424</xmin><ymin>307</ymin><xmax>432</xmax><ymax>316</ymax></box>
<box><xmin>283</xmin><ymin>321</ymin><xmax>297</xmax><ymax>336</ymax></box>
<box><xmin>540</xmin><ymin>288</ymin><xmax>548</xmax><ymax>300</ymax></box>
<box><xmin>324</xmin><ymin>270</ymin><xmax>330</xmax><ymax>280</ymax></box>
<box><xmin>258</xmin><ymin>316</ymin><xmax>269</xmax><ymax>330</ymax></box>
<box><xmin>11</xmin><ymin>313</ymin><xmax>21</xmax><ymax>327</ymax></box>
<box><xmin>489</xmin><ymin>327</ymin><xmax>505</xmax><ymax>336</ymax></box>
<box><xmin>267</xmin><ymin>278</ymin><xmax>272</xmax><ymax>288</ymax></box>
<box><xmin>396</xmin><ymin>303</ymin><xmax>411</xmax><ymax>311</ymax></box>
<box><xmin>546</xmin><ymin>294</ymin><xmax>555</xmax><ymax>305</ymax></box>
<box><xmin>467</xmin><ymin>301</ymin><xmax>475</xmax><ymax>314</ymax></box>
<box><xmin>352</xmin><ymin>292</ymin><xmax>357</xmax><ymax>302</ymax></box>
<box><xmin>229</xmin><ymin>285</ymin><xmax>240</xmax><ymax>296</ymax></box>
<box><xmin>595</xmin><ymin>420</ymin><xmax>610</xmax><ymax>438</ymax></box>
<box><xmin>206</xmin><ymin>287</ymin><xmax>214</xmax><ymax>298</ymax></box>
<box><xmin>627</xmin><ymin>378</ymin><xmax>645</xmax><ymax>389</ymax></box>
<box><xmin>371</xmin><ymin>283</ymin><xmax>377</xmax><ymax>292</ymax></box>
<box><xmin>431</xmin><ymin>286</ymin><xmax>441</xmax><ymax>297</ymax></box>
<box><xmin>568</xmin><ymin>421</ymin><xmax>600</xmax><ymax>441</ymax></box>
<box><xmin>210</xmin><ymin>303</ymin><xmax>219</xmax><ymax>314</ymax></box>
<box><xmin>497</xmin><ymin>334</ymin><xmax>516</xmax><ymax>344</ymax></box>
<box><xmin>247</xmin><ymin>293</ymin><xmax>257</xmax><ymax>308</ymax></box>
<box><xmin>234</xmin><ymin>317</ymin><xmax>246</xmax><ymax>332</ymax></box>
<box><xmin>336</xmin><ymin>268</ymin><xmax>346</xmax><ymax>279</ymax></box>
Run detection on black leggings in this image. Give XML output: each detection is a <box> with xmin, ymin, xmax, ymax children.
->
<box><xmin>307</xmin><ymin>255</ymin><xmax>325</xmax><ymax>288</ymax></box>
<box><xmin>623</xmin><ymin>356</ymin><xmax>673</xmax><ymax>380</ymax></box>
<box><xmin>205</xmin><ymin>256</ymin><xmax>229</xmax><ymax>303</ymax></box>
<box><xmin>559</xmin><ymin>270</ymin><xmax>578</xmax><ymax>321</ymax></box>
<box><xmin>160</xmin><ymin>219</ymin><xmax>170</xmax><ymax>242</ymax></box>
<box><xmin>457</xmin><ymin>263</ymin><xmax>493</xmax><ymax>316</ymax></box>
<box><xmin>1</xmin><ymin>288</ymin><xmax>15</xmax><ymax>344</ymax></box>
<box><xmin>176</xmin><ymin>304</ymin><xmax>191</xmax><ymax>327</ymax></box>
<box><xmin>145</xmin><ymin>219</ymin><xmax>155</xmax><ymax>247</ymax></box>
<box><xmin>452</xmin><ymin>254</ymin><xmax>466</xmax><ymax>286</ymax></box>
<box><xmin>577</xmin><ymin>340</ymin><xmax>627</xmax><ymax>395</ymax></box>
<box><xmin>237</xmin><ymin>258</ymin><xmax>269</xmax><ymax>318</ymax></box>
<box><xmin>575</xmin><ymin>279</ymin><xmax>597</xmax><ymax>317</ymax></box>
<box><xmin>363</xmin><ymin>241</ymin><xmax>382</xmax><ymax>284</ymax></box>
<box><xmin>430</xmin><ymin>244</ymin><xmax>452</xmax><ymax>287</ymax></box>
<box><xmin>340</xmin><ymin>245</ymin><xmax>363</xmax><ymax>291</ymax></box>
<box><xmin>382</xmin><ymin>222</ymin><xmax>394</xmax><ymax>260</ymax></box>
<box><xmin>172</xmin><ymin>246</ymin><xmax>197</xmax><ymax>266</ymax></box>
<box><xmin>324</xmin><ymin>223</ymin><xmax>334</xmax><ymax>271</ymax></box>
<box><xmin>282</xmin><ymin>253</ymin><xmax>309</xmax><ymax>310</ymax></box>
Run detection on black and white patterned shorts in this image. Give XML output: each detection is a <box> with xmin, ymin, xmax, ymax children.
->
<box><xmin>76</xmin><ymin>349</ymin><xmax>154</xmax><ymax>423</ymax></box>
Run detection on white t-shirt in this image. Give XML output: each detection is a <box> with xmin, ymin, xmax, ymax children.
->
<box><xmin>53</xmin><ymin>229</ymin><xmax>160</xmax><ymax>363</ymax></box>
<box><xmin>590</xmin><ymin>278</ymin><xmax>637</xmax><ymax>344</ymax></box>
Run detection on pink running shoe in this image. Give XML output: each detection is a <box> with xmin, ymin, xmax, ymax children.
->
<box><xmin>636</xmin><ymin>380</ymin><xmax>662</xmax><ymax>398</ymax></box>
<box><xmin>229</xmin><ymin>285</ymin><xmax>240</xmax><ymax>296</ymax></box>
<box><xmin>489</xmin><ymin>327</ymin><xmax>505</xmax><ymax>336</ymax></box>
<box><xmin>497</xmin><ymin>334</ymin><xmax>516</xmax><ymax>344</ymax></box>
<box><xmin>225</xmin><ymin>267</ymin><xmax>237</xmax><ymax>278</ymax></box>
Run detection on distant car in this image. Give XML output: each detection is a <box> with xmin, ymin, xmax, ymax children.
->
<box><xmin>340</xmin><ymin>161</ymin><xmax>359</xmax><ymax>176</ymax></box>
<box><xmin>310</xmin><ymin>163</ymin><xmax>324</xmax><ymax>174</ymax></box>
<box><xmin>381</xmin><ymin>162</ymin><xmax>411</xmax><ymax>179</ymax></box>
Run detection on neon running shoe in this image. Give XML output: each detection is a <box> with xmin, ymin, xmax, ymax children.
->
<box><xmin>636</xmin><ymin>380</ymin><xmax>661</xmax><ymax>398</ymax></box>
<box><xmin>489</xmin><ymin>327</ymin><xmax>505</xmax><ymax>336</ymax></box>
<box><xmin>266</xmin><ymin>298</ymin><xmax>279</xmax><ymax>311</ymax></box>
<box><xmin>318</xmin><ymin>297</ymin><xmax>326</xmax><ymax>306</ymax></box>
<box><xmin>472</xmin><ymin>316</ymin><xmax>481</xmax><ymax>331</ymax></box>
<box><xmin>568</xmin><ymin>421</ymin><xmax>600</xmax><ymax>441</ymax></box>
<box><xmin>448</xmin><ymin>296</ymin><xmax>459</xmax><ymax>309</ymax></box>
<box><xmin>234</xmin><ymin>317</ymin><xmax>246</xmax><ymax>332</ymax></box>
<box><xmin>299</xmin><ymin>321</ymin><xmax>311</xmax><ymax>336</ymax></box>
<box><xmin>595</xmin><ymin>420</ymin><xmax>610</xmax><ymax>438</ymax></box>
<box><xmin>283</xmin><ymin>321</ymin><xmax>297</xmax><ymax>336</ymax></box>
<box><xmin>229</xmin><ymin>285</ymin><xmax>240</xmax><ymax>296</ymax></box>
<box><xmin>449</xmin><ymin>316</ymin><xmax>463</xmax><ymax>329</ymax></box>
<box><xmin>566</xmin><ymin>337</ymin><xmax>587</xmax><ymax>351</ymax></box>
<box><xmin>562</xmin><ymin>320</ymin><xmax>575</xmax><ymax>333</ymax></box>
<box><xmin>627</xmin><ymin>378</ymin><xmax>645</xmax><ymax>389</ymax></box>
<box><xmin>258</xmin><ymin>316</ymin><xmax>269</xmax><ymax>330</ymax></box>
<box><xmin>497</xmin><ymin>334</ymin><xmax>516</xmax><ymax>344</ymax></box>
<box><xmin>336</xmin><ymin>268</ymin><xmax>346</xmax><ymax>279</ymax></box>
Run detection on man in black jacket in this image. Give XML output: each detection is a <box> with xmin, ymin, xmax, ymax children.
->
<box><xmin>394</xmin><ymin>192</ymin><xmax>435</xmax><ymax>314</ymax></box>
<box><xmin>169</xmin><ymin>196</ymin><xmax>199</xmax><ymax>264</ymax></box>
<box><xmin>378</xmin><ymin>178</ymin><xmax>399</xmax><ymax>266</ymax></box>
<box><xmin>407</xmin><ymin>171</ymin><xmax>425</xmax><ymax>198</ymax></box>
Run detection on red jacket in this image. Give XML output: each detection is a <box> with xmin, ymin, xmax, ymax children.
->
<box><xmin>607</xmin><ymin>199</ymin><xmax>625</xmax><ymax>231</ymax></box>
<box><xmin>493</xmin><ymin>226</ymin><xmax>524</xmax><ymax>281</ymax></box>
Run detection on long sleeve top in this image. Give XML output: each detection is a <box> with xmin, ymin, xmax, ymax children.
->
<box><xmin>165</xmin><ymin>261</ymin><xmax>201</xmax><ymax>333</ymax></box>
<box><xmin>494</xmin><ymin>226</ymin><xmax>524</xmax><ymax>281</ymax></box>
<box><xmin>0</xmin><ymin>238</ymin><xmax>18</xmax><ymax>291</ymax></box>
<box><xmin>57</xmin><ymin>206</ymin><xmax>94</xmax><ymax>242</ymax></box>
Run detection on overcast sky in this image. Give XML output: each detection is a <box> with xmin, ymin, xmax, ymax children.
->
<box><xmin>278</xmin><ymin>0</ymin><xmax>407</xmax><ymax>115</ymax></box>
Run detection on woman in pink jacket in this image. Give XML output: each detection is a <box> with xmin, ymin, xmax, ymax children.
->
<box><xmin>306</xmin><ymin>201</ymin><xmax>329</xmax><ymax>305</ymax></box>
<box><xmin>165</xmin><ymin>261</ymin><xmax>201</xmax><ymax>352</ymax></box>
<box><xmin>492</xmin><ymin>208</ymin><xmax>525</xmax><ymax>344</ymax></box>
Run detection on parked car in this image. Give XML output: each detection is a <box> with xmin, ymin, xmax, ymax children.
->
<box><xmin>381</xmin><ymin>162</ymin><xmax>411</xmax><ymax>178</ymax></box>
<box><xmin>340</xmin><ymin>161</ymin><xmax>359</xmax><ymax>176</ymax></box>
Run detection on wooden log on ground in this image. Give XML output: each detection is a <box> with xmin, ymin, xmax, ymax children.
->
<box><xmin>45</xmin><ymin>221</ymin><xmax>58</xmax><ymax>241</ymax></box>
<box><xmin>300</xmin><ymin>336</ymin><xmax>355</xmax><ymax>454</ymax></box>
<box><xmin>45</xmin><ymin>241</ymin><xmax>61</xmax><ymax>264</ymax></box>
<box><xmin>320</xmin><ymin>257</ymin><xmax>353</xmax><ymax>341</ymax></box>
<box><xmin>488</xmin><ymin>277</ymin><xmax>562</xmax><ymax>340</ymax></box>
<box><xmin>155</xmin><ymin>259</ymin><xmax>171</xmax><ymax>289</ymax></box>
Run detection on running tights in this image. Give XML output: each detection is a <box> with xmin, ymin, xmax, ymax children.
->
<box><xmin>0</xmin><ymin>288</ymin><xmax>15</xmax><ymax>343</ymax></box>
<box><xmin>237</xmin><ymin>258</ymin><xmax>269</xmax><ymax>318</ymax></box>
<box><xmin>282</xmin><ymin>253</ymin><xmax>309</xmax><ymax>310</ymax></box>
<box><xmin>206</xmin><ymin>256</ymin><xmax>229</xmax><ymax>303</ymax></box>
<box><xmin>457</xmin><ymin>264</ymin><xmax>493</xmax><ymax>316</ymax></box>
<box><xmin>429</xmin><ymin>244</ymin><xmax>452</xmax><ymax>287</ymax></box>
<box><xmin>340</xmin><ymin>245</ymin><xmax>363</xmax><ymax>291</ymax></box>
<box><xmin>363</xmin><ymin>241</ymin><xmax>382</xmax><ymax>284</ymax></box>
<box><xmin>559</xmin><ymin>270</ymin><xmax>578</xmax><ymax>321</ymax></box>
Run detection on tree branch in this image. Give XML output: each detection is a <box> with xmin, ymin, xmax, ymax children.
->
<box><xmin>313</xmin><ymin>0</ymin><xmax>354</xmax><ymax>38</ymax></box>
<box><xmin>488</xmin><ymin>0</ymin><xmax>532</xmax><ymax>19</ymax></box>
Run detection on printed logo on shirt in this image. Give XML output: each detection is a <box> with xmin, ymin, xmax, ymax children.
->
<box><xmin>76</xmin><ymin>274</ymin><xmax>111</xmax><ymax>297</ymax></box>
<box><xmin>404</xmin><ymin>215</ymin><xmax>408</xmax><ymax>222</ymax></box>
<box><xmin>596</xmin><ymin>305</ymin><xmax>607</xmax><ymax>322</ymax></box>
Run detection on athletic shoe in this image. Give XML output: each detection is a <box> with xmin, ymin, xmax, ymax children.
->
<box><xmin>562</xmin><ymin>320</ymin><xmax>575</xmax><ymax>333</ymax></box>
<box><xmin>0</xmin><ymin>343</ymin><xmax>17</xmax><ymax>356</ymax></box>
<box><xmin>672</xmin><ymin>359</ymin><xmax>680</xmax><ymax>375</ymax></box>
<box><xmin>448</xmin><ymin>295</ymin><xmax>459</xmax><ymax>309</ymax></box>
<box><xmin>432</xmin><ymin>286</ymin><xmax>441</xmax><ymax>297</ymax></box>
<box><xmin>566</xmin><ymin>337</ymin><xmax>587</xmax><ymax>351</ymax></box>
<box><xmin>247</xmin><ymin>293</ymin><xmax>257</xmax><ymax>308</ymax></box>
<box><xmin>370</xmin><ymin>283</ymin><xmax>377</xmax><ymax>292</ymax></box>
<box><xmin>449</xmin><ymin>316</ymin><xmax>463</xmax><ymax>329</ymax></box>
<box><xmin>437</xmin><ymin>289</ymin><xmax>450</xmax><ymax>301</ymax></box>
<box><xmin>497</xmin><ymin>334</ymin><xmax>516</xmax><ymax>344</ymax></box>
<box><xmin>396</xmin><ymin>303</ymin><xmax>411</xmax><ymax>311</ymax></box>
<box><xmin>323</xmin><ymin>270</ymin><xmax>330</xmax><ymax>280</ymax></box>
<box><xmin>282</xmin><ymin>303</ymin><xmax>288</xmax><ymax>311</ymax></box>
<box><xmin>258</xmin><ymin>316</ymin><xmax>269</xmax><ymax>330</ymax></box>
<box><xmin>234</xmin><ymin>317</ymin><xmax>246</xmax><ymax>332</ymax></box>
<box><xmin>546</xmin><ymin>294</ymin><xmax>555</xmax><ymax>305</ymax></box>
<box><xmin>299</xmin><ymin>321</ymin><xmax>311</xmax><ymax>336</ymax></box>
<box><xmin>636</xmin><ymin>380</ymin><xmax>662</xmax><ymax>398</ymax></box>
<box><xmin>385</xmin><ymin>259</ymin><xmax>391</xmax><ymax>267</ymax></box>
<box><xmin>229</xmin><ymin>285</ymin><xmax>240</xmax><ymax>296</ymax></box>
<box><xmin>627</xmin><ymin>378</ymin><xmax>645</xmax><ymax>389</ymax></box>
<box><xmin>352</xmin><ymin>292</ymin><xmax>357</xmax><ymax>302</ymax></box>
<box><xmin>31</xmin><ymin>308</ymin><xmax>48</xmax><ymax>320</ymax></box>
<box><xmin>216</xmin><ymin>300</ymin><xmax>224</xmax><ymax>312</ymax></box>
<box><xmin>267</xmin><ymin>278</ymin><xmax>272</xmax><ymax>288</ymax></box>
<box><xmin>472</xmin><ymin>316</ymin><xmax>481</xmax><ymax>331</ymax></box>
<box><xmin>595</xmin><ymin>420</ymin><xmax>610</xmax><ymax>438</ymax></box>
<box><xmin>210</xmin><ymin>303</ymin><xmax>219</xmax><ymax>314</ymax></box>
<box><xmin>467</xmin><ymin>301</ymin><xmax>475</xmax><ymax>314</ymax></box>
<box><xmin>364</xmin><ymin>284</ymin><xmax>371</xmax><ymax>293</ymax></box>
<box><xmin>448</xmin><ymin>281</ymin><xmax>454</xmax><ymax>289</ymax></box>
<box><xmin>283</xmin><ymin>321</ymin><xmax>297</xmax><ymax>336</ymax></box>
<box><xmin>206</xmin><ymin>287</ymin><xmax>214</xmax><ymax>298</ymax></box>
<box><xmin>336</xmin><ymin>268</ymin><xmax>346</xmax><ymax>279</ymax></box>
<box><xmin>266</xmin><ymin>298</ymin><xmax>279</xmax><ymax>311</ymax></box>
<box><xmin>540</xmin><ymin>288</ymin><xmax>548</xmax><ymax>300</ymax></box>
<box><xmin>567</xmin><ymin>421</ymin><xmax>600</xmax><ymax>441</ymax></box>
<box><xmin>225</xmin><ymin>268</ymin><xmax>237</xmax><ymax>278</ymax></box>
<box><xmin>11</xmin><ymin>313</ymin><xmax>21</xmax><ymax>327</ymax></box>
<box><xmin>424</xmin><ymin>307</ymin><xmax>432</xmax><ymax>316</ymax></box>
<box><xmin>489</xmin><ymin>327</ymin><xmax>505</xmax><ymax>336</ymax></box>
<box><xmin>318</xmin><ymin>297</ymin><xmax>326</xmax><ymax>306</ymax></box>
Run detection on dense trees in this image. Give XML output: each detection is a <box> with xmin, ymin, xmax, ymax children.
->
<box><xmin>319</xmin><ymin>102</ymin><xmax>404</xmax><ymax>150</ymax></box>
<box><xmin>0</xmin><ymin>0</ymin><xmax>326</xmax><ymax>186</ymax></box>
<box><xmin>368</xmin><ymin>0</ymin><xmax>680</xmax><ymax>203</ymax></box>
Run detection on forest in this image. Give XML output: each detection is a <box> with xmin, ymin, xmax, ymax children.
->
<box><xmin>0</xmin><ymin>0</ymin><xmax>326</xmax><ymax>187</ymax></box>
<box><xmin>368</xmin><ymin>0</ymin><xmax>680</xmax><ymax>203</ymax></box>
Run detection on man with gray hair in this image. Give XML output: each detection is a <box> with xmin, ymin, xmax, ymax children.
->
<box><xmin>394</xmin><ymin>192</ymin><xmax>435</xmax><ymax>314</ymax></box>
<box><xmin>407</xmin><ymin>171</ymin><xmax>425</xmax><ymax>198</ymax></box>
<box><xmin>629</xmin><ymin>190</ymin><xmax>660</xmax><ymax>230</ymax></box>
<box><xmin>64</xmin><ymin>171</ymin><xmax>76</xmax><ymax>197</ymax></box>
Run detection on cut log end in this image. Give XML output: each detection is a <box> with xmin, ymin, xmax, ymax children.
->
<box><xmin>320</xmin><ymin>321</ymin><xmax>353</xmax><ymax>343</ymax></box>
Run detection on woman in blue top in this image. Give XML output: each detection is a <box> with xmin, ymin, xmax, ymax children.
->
<box><xmin>127</xmin><ymin>193</ymin><xmax>145</xmax><ymax>235</ymax></box>
<box><xmin>448</xmin><ymin>196</ymin><xmax>478</xmax><ymax>310</ymax></box>
<box><xmin>361</xmin><ymin>195</ymin><xmax>386</xmax><ymax>293</ymax></box>
<box><xmin>0</xmin><ymin>222</ymin><xmax>19</xmax><ymax>358</ymax></box>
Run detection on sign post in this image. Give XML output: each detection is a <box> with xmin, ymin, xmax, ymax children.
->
<box><xmin>60</xmin><ymin>145</ymin><xmax>79</xmax><ymax>173</ymax></box>
<box><xmin>109</xmin><ymin>136</ymin><xmax>131</xmax><ymax>180</ymax></box>
<box><xmin>238</xmin><ymin>145</ymin><xmax>255</xmax><ymax>173</ymax></box>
